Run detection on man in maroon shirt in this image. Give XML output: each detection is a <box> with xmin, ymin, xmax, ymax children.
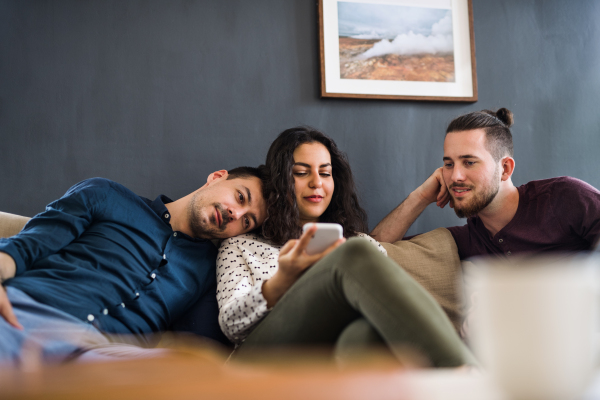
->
<box><xmin>371</xmin><ymin>108</ymin><xmax>600</xmax><ymax>259</ymax></box>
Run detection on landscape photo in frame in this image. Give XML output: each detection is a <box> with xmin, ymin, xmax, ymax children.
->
<box><xmin>319</xmin><ymin>0</ymin><xmax>477</xmax><ymax>101</ymax></box>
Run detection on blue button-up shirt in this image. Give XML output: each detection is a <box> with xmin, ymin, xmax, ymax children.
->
<box><xmin>0</xmin><ymin>178</ymin><xmax>217</xmax><ymax>344</ymax></box>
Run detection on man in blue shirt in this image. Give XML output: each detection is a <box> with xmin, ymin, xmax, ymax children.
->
<box><xmin>0</xmin><ymin>167</ymin><xmax>267</xmax><ymax>366</ymax></box>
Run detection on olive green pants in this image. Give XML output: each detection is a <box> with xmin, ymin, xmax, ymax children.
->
<box><xmin>236</xmin><ymin>238</ymin><xmax>476</xmax><ymax>367</ymax></box>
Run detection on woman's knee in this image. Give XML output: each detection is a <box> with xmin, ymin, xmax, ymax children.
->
<box><xmin>308</xmin><ymin>237</ymin><xmax>386</xmax><ymax>280</ymax></box>
<box><xmin>340</xmin><ymin>237</ymin><xmax>380</xmax><ymax>258</ymax></box>
<box><xmin>334</xmin><ymin>237</ymin><xmax>387</xmax><ymax>274</ymax></box>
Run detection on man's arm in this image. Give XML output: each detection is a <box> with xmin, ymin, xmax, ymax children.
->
<box><xmin>0</xmin><ymin>178</ymin><xmax>112</xmax><ymax>329</ymax></box>
<box><xmin>554</xmin><ymin>177</ymin><xmax>600</xmax><ymax>248</ymax></box>
<box><xmin>0</xmin><ymin>179</ymin><xmax>107</xmax><ymax>276</ymax></box>
<box><xmin>370</xmin><ymin>167</ymin><xmax>451</xmax><ymax>243</ymax></box>
<box><xmin>0</xmin><ymin>251</ymin><xmax>16</xmax><ymax>282</ymax></box>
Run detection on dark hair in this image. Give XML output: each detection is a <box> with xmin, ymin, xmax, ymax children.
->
<box><xmin>446</xmin><ymin>108</ymin><xmax>514</xmax><ymax>162</ymax></box>
<box><xmin>227</xmin><ymin>166</ymin><xmax>267</xmax><ymax>182</ymax></box>
<box><xmin>261</xmin><ymin>126</ymin><xmax>368</xmax><ymax>245</ymax></box>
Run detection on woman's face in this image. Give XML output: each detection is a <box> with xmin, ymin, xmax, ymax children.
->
<box><xmin>292</xmin><ymin>142</ymin><xmax>334</xmax><ymax>226</ymax></box>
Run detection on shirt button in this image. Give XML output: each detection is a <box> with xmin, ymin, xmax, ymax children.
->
<box><xmin>498</xmin><ymin>239</ymin><xmax>503</xmax><ymax>243</ymax></box>
<box><xmin>151</xmin><ymin>273</ymin><xmax>156</xmax><ymax>279</ymax></box>
<box><xmin>121</xmin><ymin>303</ymin><xmax>126</xmax><ymax>308</ymax></box>
<box><xmin>103</xmin><ymin>309</ymin><xmax>109</xmax><ymax>315</ymax></box>
<box><xmin>87</xmin><ymin>314</ymin><xmax>95</xmax><ymax>322</ymax></box>
<box><xmin>165</xmin><ymin>213</ymin><xmax>170</xmax><ymax>219</ymax></box>
<box><xmin>163</xmin><ymin>254</ymin><xmax>166</xmax><ymax>260</ymax></box>
<box><xmin>507</xmin><ymin>251</ymin><xmax>512</xmax><ymax>256</ymax></box>
<box><xmin>173</xmin><ymin>232</ymin><xmax>177</xmax><ymax>237</ymax></box>
<box><xmin>135</xmin><ymin>292</ymin><xmax>140</xmax><ymax>298</ymax></box>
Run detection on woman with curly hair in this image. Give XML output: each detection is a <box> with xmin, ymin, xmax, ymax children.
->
<box><xmin>216</xmin><ymin>126</ymin><xmax>475</xmax><ymax>367</ymax></box>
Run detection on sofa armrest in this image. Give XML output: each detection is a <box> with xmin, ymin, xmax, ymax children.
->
<box><xmin>379</xmin><ymin>228</ymin><xmax>464</xmax><ymax>332</ymax></box>
<box><xmin>0</xmin><ymin>211</ymin><xmax>30</xmax><ymax>239</ymax></box>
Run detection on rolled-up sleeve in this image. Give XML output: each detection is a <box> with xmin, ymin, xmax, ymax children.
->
<box><xmin>0</xmin><ymin>178</ymin><xmax>107</xmax><ymax>275</ymax></box>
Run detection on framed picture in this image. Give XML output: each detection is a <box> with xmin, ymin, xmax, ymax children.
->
<box><xmin>319</xmin><ymin>0</ymin><xmax>477</xmax><ymax>101</ymax></box>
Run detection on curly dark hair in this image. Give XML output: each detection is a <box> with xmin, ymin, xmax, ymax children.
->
<box><xmin>261</xmin><ymin>126</ymin><xmax>368</xmax><ymax>245</ymax></box>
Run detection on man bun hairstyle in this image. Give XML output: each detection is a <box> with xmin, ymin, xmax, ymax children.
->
<box><xmin>446</xmin><ymin>108</ymin><xmax>514</xmax><ymax>162</ymax></box>
<box><xmin>493</xmin><ymin>108</ymin><xmax>514</xmax><ymax>127</ymax></box>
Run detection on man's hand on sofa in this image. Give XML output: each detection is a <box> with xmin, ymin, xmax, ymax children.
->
<box><xmin>0</xmin><ymin>252</ymin><xmax>21</xmax><ymax>329</ymax></box>
<box><xmin>0</xmin><ymin>285</ymin><xmax>22</xmax><ymax>330</ymax></box>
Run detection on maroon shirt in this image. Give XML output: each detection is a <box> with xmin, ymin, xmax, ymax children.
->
<box><xmin>447</xmin><ymin>177</ymin><xmax>600</xmax><ymax>260</ymax></box>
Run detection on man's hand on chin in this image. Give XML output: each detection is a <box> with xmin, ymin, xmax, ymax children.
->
<box><xmin>415</xmin><ymin>167</ymin><xmax>451</xmax><ymax>208</ymax></box>
<box><xmin>371</xmin><ymin>167</ymin><xmax>454</xmax><ymax>243</ymax></box>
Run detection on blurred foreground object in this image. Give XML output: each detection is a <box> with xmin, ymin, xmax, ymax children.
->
<box><xmin>0</xmin><ymin>343</ymin><xmax>495</xmax><ymax>400</ymax></box>
<box><xmin>466</xmin><ymin>254</ymin><xmax>600</xmax><ymax>400</ymax></box>
<box><xmin>8</xmin><ymin>339</ymin><xmax>600</xmax><ymax>400</ymax></box>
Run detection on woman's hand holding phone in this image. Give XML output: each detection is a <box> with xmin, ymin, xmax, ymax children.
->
<box><xmin>262</xmin><ymin>224</ymin><xmax>345</xmax><ymax>308</ymax></box>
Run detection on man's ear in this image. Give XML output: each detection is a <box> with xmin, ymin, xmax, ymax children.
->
<box><xmin>500</xmin><ymin>157</ymin><xmax>515</xmax><ymax>181</ymax></box>
<box><xmin>206</xmin><ymin>170</ymin><xmax>229</xmax><ymax>185</ymax></box>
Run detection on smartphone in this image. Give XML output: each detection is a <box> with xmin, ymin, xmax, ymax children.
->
<box><xmin>302</xmin><ymin>223</ymin><xmax>343</xmax><ymax>255</ymax></box>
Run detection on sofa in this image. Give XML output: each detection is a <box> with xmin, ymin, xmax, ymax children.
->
<box><xmin>0</xmin><ymin>210</ymin><xmax>465</xmax><ymax>334</ymax></box>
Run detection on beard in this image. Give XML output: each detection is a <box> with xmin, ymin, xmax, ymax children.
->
<box><xmin>188</xmin><ymin>192</ymin><xmax>230</xmax><ymax>239</ymax></box>
<box><xmin>451</xmin><ymin>167</ymin><xmax>500</xmax><ymax>219</ymax></box>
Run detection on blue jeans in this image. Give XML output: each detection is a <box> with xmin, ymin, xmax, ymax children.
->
<box><xmin>0</xmin><ymin>286</ymin><xmax>109</xmax><ymax>368</ymax></box>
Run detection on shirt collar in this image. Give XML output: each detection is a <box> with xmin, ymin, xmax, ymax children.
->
<box><xmin>150</xmin><ymin>195</ymin><xmax>174</xmax><ymax>223</ymax></box>
<box><xmin>149</xmin><ymin>195</ymin><xmax>213</xmax><ymax>244</ymax></box>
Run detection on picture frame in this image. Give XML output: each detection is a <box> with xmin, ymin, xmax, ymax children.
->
<box><xmin>319</xmin><ymin>0</ymin><xmax>477</xmax><ymax>101</ymax></box>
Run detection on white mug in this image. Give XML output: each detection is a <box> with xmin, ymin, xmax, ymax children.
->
<box><xmin>464</xmin><ymin>254</ymin><xmax>600</xmax><ymax>400</ymax></box>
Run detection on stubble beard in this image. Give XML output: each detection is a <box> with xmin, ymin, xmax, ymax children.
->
<box><xmin>452</xmin><ymin>166</ymin><xmax>501</xmax><ymax>219</ymax></box>
<box><xmin>188</xmin><ymin>192</ymin><xmax>230</xmax><ymax>239</ymax></box>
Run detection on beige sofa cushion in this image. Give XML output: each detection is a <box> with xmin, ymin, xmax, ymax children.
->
<box><xmin>0</xmin><ymin>211</ymin><xmax>30</xmax><ymax>239</ymax></box>
<box><xmin>380</xmin><ymin>227</ymin><xmax>463</xmax><ymax>332</ymax></box>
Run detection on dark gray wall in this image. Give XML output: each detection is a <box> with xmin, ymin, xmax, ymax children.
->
<box><xmin>1</xmin><ymin>1</ymin><xmax>599</xmax><ymax>235</ymax></box>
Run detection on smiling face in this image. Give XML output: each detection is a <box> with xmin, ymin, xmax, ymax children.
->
<box><xmin>188</xmin><ymin>175</ymin><xmax>266</xmax><ymax>239</ymax></box>
<box><xmin>292</xmin><ymin>142</ymin><xmax>334</xmax><ymax>226</ymax></box>
<box><xmin>442</xmin><ymin>129</ymin><xmax>502</xmax><ymax>218</ymax></box>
